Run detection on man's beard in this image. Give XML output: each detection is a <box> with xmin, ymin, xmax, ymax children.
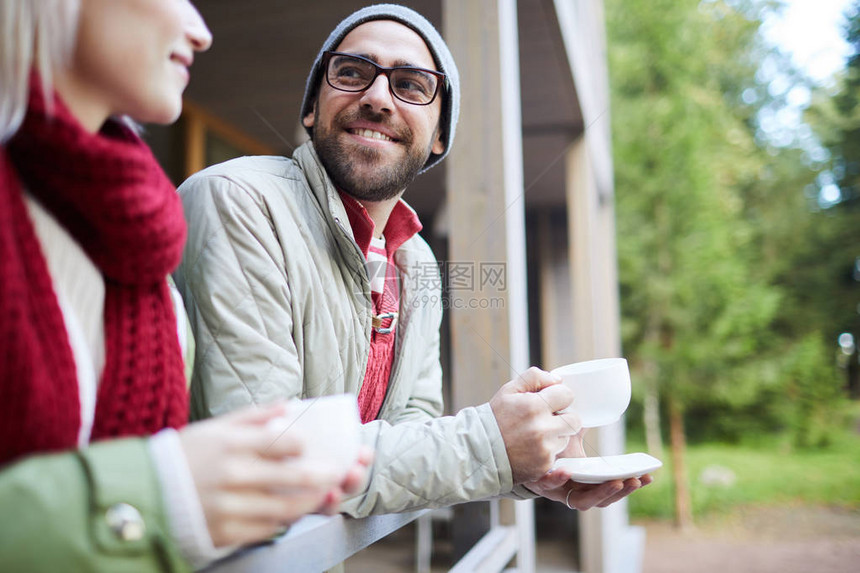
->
<box><xmin>312</xmin><ymin>107</ymin><xmax>434</xmax><ymax>202</ymax></box>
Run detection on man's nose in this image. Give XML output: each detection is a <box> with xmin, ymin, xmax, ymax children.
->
<box><xmin>358</xmin><ymin>73</ymin><xmax>395</xmax><ymax>113</ymax></box>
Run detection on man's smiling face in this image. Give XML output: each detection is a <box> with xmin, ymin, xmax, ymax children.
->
<box><xmin>303</xmin><ymin>20</ymin><xmax>445</xmax><ymax>202</ymax></box>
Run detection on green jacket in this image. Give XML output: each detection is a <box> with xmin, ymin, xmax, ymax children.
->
<box><xmin>0</xmin><ymin>438</ymin><xmax>189</xmax><ymax>572</ymax></box>
<box><xmin>175</xmin><ymin>142</ymin><xmax>533</xmax><ymax>518</ymax></box>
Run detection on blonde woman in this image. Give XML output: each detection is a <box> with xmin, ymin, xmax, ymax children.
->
<box><xmin>0</xmin><ymin>1</ymin><xmax>368</xmax><ymax>570</ymax></box>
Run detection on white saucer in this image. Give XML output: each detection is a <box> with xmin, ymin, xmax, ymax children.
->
<box><xmin>552</xmin><ymin>452</ymin><xmax>662</xmax><ymax>484</ymax></box>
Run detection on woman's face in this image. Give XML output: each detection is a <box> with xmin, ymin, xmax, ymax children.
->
<box><xmin>57</xmin><ymin>0</ymin><xmax>212</xmax><ymax>131</ymax></box>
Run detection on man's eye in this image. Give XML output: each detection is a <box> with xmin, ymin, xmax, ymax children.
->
<box><xmin>397</xmin><ymin>80</ymin><xmax>426</xmax><ymax>94</ymax></box>
<box><xmin>394</xmin><ymin>72</ymin><xmax>433</xmax><ymax>95</ymax></box>
<box><xmin>336</xmin><ymin>65</ymin><xmax>366</xmax><ymax>79</ymax></box>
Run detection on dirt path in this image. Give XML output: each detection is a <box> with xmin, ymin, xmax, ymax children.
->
<box><xmin>639</xmin><ymin>505</ymin><xmax>860</xmax><ymax>573</ymax></box>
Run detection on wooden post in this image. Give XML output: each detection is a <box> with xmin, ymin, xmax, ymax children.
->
<box><xmin>183</xmin><ymin>107</ymin><xmax>206</xmax><ymax>180</ymax></box>
<box><xmin>444</xmin><ymin>0</ymin><xmax>534</xmax><ymax>571</ymax></box>
<box><xmin>537</xmin><ymin>209</ymin><xmax>576</xmax><ymax>370</ymax></box>
<box><xmin>567</xmin><ymin>134</ymin><xmax>637</xmax><ymax>573</ymax></box>
<box><xmin>554</xmin><ymin>0</ymin><xmax>645</xmax><ymax>569</ymax></box>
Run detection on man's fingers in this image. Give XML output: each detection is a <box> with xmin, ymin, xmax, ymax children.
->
<box><xmin>596</xmin><ymin>477</ymin><xmax>642</xmax><ymax>508</ymax></box>
<box><xmin>558</xmin><ymin>432</ymin><xmax>587</xmax><ymax>458</ymax></box>
<box><xmin>567</xmin><ymin>480</ymin><xmax>624</xmax><ymax>511</ymax></box>
<box><xmin>595</xmin><ymin>475</ymin><xmax>652</xmax><ymax>508</ymax></box>
<box><xmin>508</xmin><ymin>367</ymin><xmax>561</xmax><ymax>393</ymax></box>
<box><xmin>550</xmin><ymin>409</ymin><xmax>582</xmax><ymax>437</ymax></box>
<box><xmin>537</xmin><ymin>383</ymin><xmax>575</xmax><ymax>413</ymax></box>
<box><xmin>532</xmin><ymin>467</ymin><xmax>572</xmax><ymax>490</ymax></box>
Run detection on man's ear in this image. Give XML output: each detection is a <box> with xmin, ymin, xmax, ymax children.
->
<box><xmin>431</xmin><ymin>128</ymin><xmax>445</xmax><ymax>155</ymax></box>
<box><xmin>302</xmin><ymin>110</ymin><xmax>315</xmax><ymax>129</ymax></box>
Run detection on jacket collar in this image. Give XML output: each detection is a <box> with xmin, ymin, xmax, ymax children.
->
<box><xmin>294</xmin><ymin>141</ymin><xmax>349</xmax><ymax>232</ymax></box>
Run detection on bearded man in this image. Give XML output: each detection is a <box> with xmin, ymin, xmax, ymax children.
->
<box><xmin>175</xmin><ymin>4</ymin><xmax>649</xmax><ymax>518</ymax></box>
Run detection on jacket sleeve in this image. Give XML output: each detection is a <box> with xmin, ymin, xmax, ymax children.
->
<box><xmin>342</xmin><ymin>402</ymin><xmax>523</xmax><ymax>516</ymax></box>
<box><xmin>175</xmin><ymin>173</ymin><xmax>304</xmax><ymax>420</ymax></box>
<box><xmin>0</xmin><ymin>439</ymin><xmax>189</xmax><ymax>573</ymax></box>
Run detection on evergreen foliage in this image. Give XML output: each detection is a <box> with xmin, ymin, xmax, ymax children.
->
<box><xmin>607</xmin><ymin>0</ymin><xmax>856</xmax><ymax>450</ymax></box>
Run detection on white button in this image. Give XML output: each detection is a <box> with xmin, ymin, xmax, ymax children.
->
<box><xmin>105</xmin><ymin>503</ymin><xmax>146</xmax><ymax>541</ymax></box>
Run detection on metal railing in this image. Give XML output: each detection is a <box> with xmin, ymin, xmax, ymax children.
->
<box><xmin>202</xmin><ymin>499</ymin><xmax>533</xmax><ymax>573</ymax></box>
<box><xmin>204</xmin><ymin>510</ymin><xmax>428</xmax><ymax>573</ymax></box>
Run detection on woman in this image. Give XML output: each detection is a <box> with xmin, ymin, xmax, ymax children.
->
<box><xmin>0</xmin><ymin>1</ymin><xmax>367</xmax><ymax>570</ymax></box>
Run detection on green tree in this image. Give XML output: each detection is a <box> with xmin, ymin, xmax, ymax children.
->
<box><xmin>802</xmin><ymin>2</ymin><xmax>860</xmax><ymax>400</ymax></box>
<box><xmin>606</xmin><ymin>0</ymin><xmax>850</xmax><ymax>526</ymax></box>
<box><xmin>831</xmin><ymin>1</ymin><xmax>860</xmax><ymax>205</ymax></box>
<box><xmin>608</xmin><ymin>0</ymin><xmax>781</xmax><ymax>528</ymax></box>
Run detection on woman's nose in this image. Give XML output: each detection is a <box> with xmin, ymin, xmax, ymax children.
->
<box><xmin>183</xmin><ymin>1</ymin><xmax>213</xmax><ymax>52</ymax></box>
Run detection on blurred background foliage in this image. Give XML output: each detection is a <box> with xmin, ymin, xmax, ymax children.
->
<box><xmin>606</xmin><ymin>0</ymin><xmax>860</xmax><ymax>520</ymax></box>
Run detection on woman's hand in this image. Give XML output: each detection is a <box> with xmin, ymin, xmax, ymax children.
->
<box><xmin>179</xmin><ymin>403</ymin><xmax>366</xmax><ymax>547</ymax></box>
<box><xmin>315</xmin><ymin>446</ymin><xmax>374</xmax><ymax>515</ymax></box>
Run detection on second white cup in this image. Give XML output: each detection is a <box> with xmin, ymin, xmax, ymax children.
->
<box><xmin>267</xmin><ymin>394</ymin><xmax>361</xmax><ymax>478</ymax></box>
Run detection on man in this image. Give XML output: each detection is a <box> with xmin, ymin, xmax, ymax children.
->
<box><xmin>175</xmin><ymin>4</ymin><xmax>648</xmax><ymax>517</ymax></box>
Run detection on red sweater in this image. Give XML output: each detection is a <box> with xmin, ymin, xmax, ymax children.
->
<box><xmin>338</xmin><ymin>193</ymin><xmax>421</xmax><ymax>423</ymax></box>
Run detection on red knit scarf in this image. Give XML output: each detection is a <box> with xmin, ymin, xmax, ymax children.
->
<box><xmin>0</xmin><ymin>80</ymin><xmax>188</xmax><ymax>465</ymax></box>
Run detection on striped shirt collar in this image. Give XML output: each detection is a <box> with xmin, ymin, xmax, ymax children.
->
<box><xmin>337</xmin><ymin>191</ymin><xmax>423</xmax><ymax>258</ymax></box>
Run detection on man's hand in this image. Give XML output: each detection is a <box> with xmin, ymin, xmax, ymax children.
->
<box><xmin>489</xmin><ymin>367</ymin><xmax>582</xmax><ymax>484</ymax></box>
<box><xmin>525</xmin><ymin>470</ymin><xmax>653</xmax><ymax>510</ymax></box>
<box><xmin>524</xmin><ymin>432</ymin><xmax>652</xmax><ymax>510</ymax></box>
<box><xmin>180</xmin><ymin>403</ymin><xmax>370</xmax><ymax>547</ymax></box>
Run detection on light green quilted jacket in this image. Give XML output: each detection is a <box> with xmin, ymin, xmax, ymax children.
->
<box><xmin>174</xmin><ymin>142</ymin><xmax>530</xmax><ymax>518</ymax></box>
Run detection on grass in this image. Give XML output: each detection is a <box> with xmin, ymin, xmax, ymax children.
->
<box><xmin>625</xmin><ymin>423</ymin><xmax>860</xmax><ymax>520</ymax></box>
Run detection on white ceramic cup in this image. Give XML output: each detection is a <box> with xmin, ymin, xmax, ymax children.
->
<box><xmin>266</xmin><ymin>394</ymin><xmax>361</xmax><ymax>478</ymax></box>
<box><xmin>551</xmin><ymin>358</ymin><xmax>632</xmax><ymax>428</ymax></box>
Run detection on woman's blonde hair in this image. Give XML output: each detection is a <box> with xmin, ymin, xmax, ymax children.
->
<box><xmin>0</xmin><ymin>0</ymin><xmax>79</xmax><ymax>142</ymax></box>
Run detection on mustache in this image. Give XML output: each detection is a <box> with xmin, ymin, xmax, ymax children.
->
<box><xmin>335</xmin><ymin>108</ymin><xmax>412</xmax><ymax>143</ymax></box>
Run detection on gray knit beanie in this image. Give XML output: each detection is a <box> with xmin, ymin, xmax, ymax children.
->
<box><xmin>300</xmin><ymin>4</ymin><xmax>460</xmax><ymax>173</ymax></box>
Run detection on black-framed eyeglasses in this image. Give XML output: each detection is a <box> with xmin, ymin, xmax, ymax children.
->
<box><xmin>322</xmin><ymin>51</ymin><xmax>446</xmax><ymax>106</ymax></box>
